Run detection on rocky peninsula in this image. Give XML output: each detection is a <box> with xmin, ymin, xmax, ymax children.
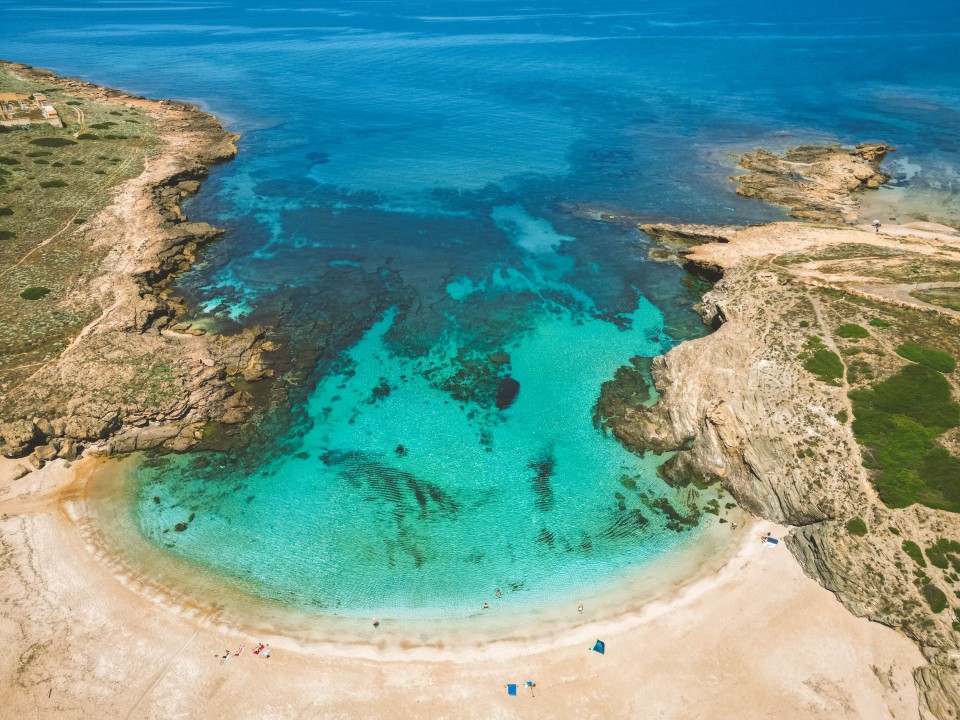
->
<box><xmin>597</xmin><ymin>143</ymin><xmax>960</xmax><ymax>718</ymax></box>
<box><xmin>0</xmin><ymin>62</ymin><xmax>272</xmax><ymax>468</ymax></box>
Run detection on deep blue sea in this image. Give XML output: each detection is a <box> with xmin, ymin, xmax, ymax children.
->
<box><xmin>5</xmin><ymin>0</ymin><xmax>959</xmax><ymax>622</ymax></box>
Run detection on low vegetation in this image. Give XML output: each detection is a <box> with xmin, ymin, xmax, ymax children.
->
<box><xmin>845</xmin><ymin>517</ymin><xmax>868</xmax><ymax>536</ymax></box>
<box><xmin>850</xmin><ymin>364</ymin><xmax>960</xmax><ymax>510</ymax></box>
<box><xmin>925</xmin><ymin>539</ymin><xmax>960</xmax><ymax>571</ymax></box>
<box><xmin>903</xmin><ymin>540</ymin><xmax>927</xmax><ymax>567</ymax></box>
<box><xmin>922</xmin><ymin>582</ymin><xmax>948</xmax><ymax>613</ymax></box>
<box><xmin>800</xmin><ymin>335</ymin><xmax>844</xmax><ymax>385</ymax></box>
<box><xmin>19</xmin><ymin>286</ymin><xmax>50</xmax><ymax>300</ymax></box>
<box><xmin>912</xmin><ymin>286</ymin><xmax>960</xmax><ymax>312</ymax></box>
<box><xmin>836</xmin><ymin>323</ymin><xmax>870</xmax><ymax>339</ymax></box>
<box><xmin>896</xmin><ymin>342</ymin><xmax>957</xmax><ymax>374</ymax></box>
<box><xmin>29</xmin><ymin>137</ymin><xmax>77</xmax><ymax>148</ymax></box>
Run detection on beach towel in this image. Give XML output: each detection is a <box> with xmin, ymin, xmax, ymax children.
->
<box><xmin>592</xmin><ymin>640</ymin><xmax>605</xmax><ymax>654</ymax></box>
<box><xmin>507</xmin><ymin>684</ymin><xmax>517</xmax><ymax>696</ymax></box>
<box><xmin>764</xmin><ymin>537</ymin><xmax>779</xmax><ymax>546</ymax></box>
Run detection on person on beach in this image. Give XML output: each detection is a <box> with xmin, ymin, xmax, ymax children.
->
<box><xmin>495</xmin><ymin>588</ymin><xmax>502</xmax><ymax>598</ymax></box>
<box><xmin>577</xmin><ymin>602</ymin><xmax>584</xmax><ymax>613</ymax></box>
<box><xmin>372</xmin><ymin>618</ymin><xmax>380</xmax><ymax>628</ymax></box>
<box><xmin>872</xmin><ymin>219</ymin><xmax>881</xmax><ymax>233</ymax></box>
<box><xmin>482</xmin><ymin>602</ymin><xmax>490</xmax><ymax>609</ymax></box>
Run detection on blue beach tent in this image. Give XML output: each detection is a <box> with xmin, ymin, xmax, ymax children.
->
<box><xmin>592</xmin><ymin>640</ymin><xmax>605</xmax><ymax>654</ymax></box>
<box><xmin>506</xmin><ymin>684</ymin><xmax>518</xmax><ymax>696</ymax></box>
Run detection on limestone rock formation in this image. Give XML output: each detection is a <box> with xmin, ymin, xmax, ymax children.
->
<box><xmin>733</xmin><ymin>143</ymin><xmax>894</xmax><ymax>222</ymax></box>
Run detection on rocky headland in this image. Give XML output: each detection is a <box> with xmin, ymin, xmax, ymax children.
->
<box><xmin>0</xmin><ymin>62</ymin><xmax>273</xmax><ymax>468</ymax></box>
<box><xmin>596</xmin><ymin>144</ymin><xmax>960</xmax><ymax>718</ymax></box>
<box><xmin>733</xmin><ymin>142</ymin><xmax>894</xmax><ymax>222</ymax></box>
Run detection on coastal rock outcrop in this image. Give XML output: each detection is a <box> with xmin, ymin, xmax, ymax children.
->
<box><xmin>598</xmin><ymin>211</ymin><xmax>960</xmax><ymax>717</ymax></box>
<box><xmin>733</xmin><ymin>143</ymin><xmax>894</xmax><ymax>222</ymax></box>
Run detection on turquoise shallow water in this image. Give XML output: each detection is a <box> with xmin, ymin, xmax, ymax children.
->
<box><xmin>5</xmin><ymin>0</ymin><xmax>958</xmax><ymax>621</ymax></box>
<box><xmin>132</xmin><ymin>300</ymin><xmax>714</xmax><ymax>617</ymax></box>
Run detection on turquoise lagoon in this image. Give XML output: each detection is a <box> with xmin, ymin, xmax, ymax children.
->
<box><xmin>6</xmin><ymin>0</ymin><xmax>959</xmax><ymax>625</ymax></box>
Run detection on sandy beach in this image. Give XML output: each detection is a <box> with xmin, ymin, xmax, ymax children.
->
<box><xmin>0</xmin><ymin>456</ymin><xmax>922</xmax><ymax>719</ymax></box>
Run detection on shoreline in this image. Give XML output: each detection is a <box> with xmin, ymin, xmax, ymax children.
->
<box><xmin>0</xmin><ymin>454</ymin><xmax>923</xmax><ymax>718</ymax></box>
<box><xmin>80</xmin><ymin>455</ymin><xmax>744</xmax><ymax>652</ymax></box>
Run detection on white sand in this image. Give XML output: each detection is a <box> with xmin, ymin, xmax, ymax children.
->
<box><xmin>0</xmin><ymin>456</ymin><xmax>923</xmax><ymax>719</ymax></box>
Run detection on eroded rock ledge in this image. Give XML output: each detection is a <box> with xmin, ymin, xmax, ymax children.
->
<box><xmin>0</xmin><ymin>62</ymin><xmax>273</xmax><ymax>464</ymax></box>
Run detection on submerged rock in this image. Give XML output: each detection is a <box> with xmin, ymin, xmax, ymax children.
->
<box><xmin>495</xmin><ymin>377</ymin><xmax>520</xmax><ymax>410</ymax></box>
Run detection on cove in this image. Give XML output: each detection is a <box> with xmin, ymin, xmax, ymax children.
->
<box><xmin>128</xmin><ymin>295</ymin><xmax>723</xmax><ymax>620</ymax></box>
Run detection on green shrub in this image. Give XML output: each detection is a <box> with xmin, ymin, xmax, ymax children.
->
<box><xmin>923</xmin><ymin>583</ymin><xmax>948</xmax><ymax>613</ymax></box>
<box><xmin>799</xmin><ymin>320</ymin><xmax>810</xmax><ymax>328</ymax></box>
<box><xmin>896</xmin><ymin>343</ymin><xmax>957</xmax><ymax>374</ymax></box>
<box><xmin>905</xmin><ymin>540</ymin><xmax>929</xmax><ymax>567</ymax></box>
<box><xmin>26</xmin><ymin>150</ymin><xmax>52</xmax><ymax>157</ymax></box>
<box><xmin>0</xmin><ymin>207</ymin><xmax>12</xmax><ymax>216</ymax></box>
<box><xmin>926</xmin><ymin>539</ymin><xmax>960</xmax><ymax>570</ymax></box>
<box><xmin>835</xmin><ymin>409</ymin><xmax>848</xmax><ymax>423</ymax></box>
<box><xmin>0</xmin><ymin>156</ymin><xmax>21</xmax><ymax>165</ymax></box>
<box><xmin>28</xmin><ymin>137</ymin><xmax>77</xmax><ymax>148</ymax></box>
<box><xmin>804</xmin><ymin>349</ymin><xmax>844</xmax><ymax>384</ymax></box>
<box><xmin>0</xmin><ymin>230</ymin><xmax>15</xmax><ymax>241</ymax></box>
<box><xmin>837</xmin><ymin>323</ymin><xmax>870</xmax><ymax>339</ymax></box>
<box><xmin>39</xmin><ymin>179</ymin><xmax>68</xmax><ymax>188</ymax></box>
<box><xmin>77</xmin><ymin>133</ymin><xmax>99</xmax><ymax>140</ymax></box>
<box><xmin>89</xmin><ymin>121</ymin><xmax>117</xmax><ymax>129</ymax></box>
<box><xmin>19</xmin><ymin>287</ymin><xmax>50</xmax><ymax>300</ymax></box>
<box><xmin>869</xmin><ymin>318</ymin><xmax>892</xmax><ymax>328</ymax></box>
<box><xmin>73</xmin><ymin>218</ymin><xmax>86</xmax><ymax>225</ymax></box>
<box><xmin>846</xmin><ymin>517</ymin><xmax>868</xmax><ymax>536</ymax></box>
